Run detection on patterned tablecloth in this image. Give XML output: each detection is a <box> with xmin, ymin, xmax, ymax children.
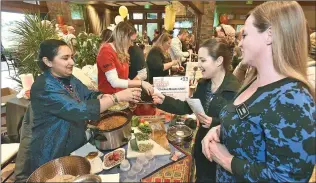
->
<box><xmin>98</xmin><ymin>110</ymin><xmax>197</xmax><ymax>182</ymax></box>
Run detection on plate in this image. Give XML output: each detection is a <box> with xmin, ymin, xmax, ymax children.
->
<box><xmin>108</xmin><ymin>102</ymin><xmax>129</xmax><ymax>112</ymax></box>
<box><xmin>102</xmin><ymin>148</ymin><xmax>125</xmax><ymax>170</ymax></box>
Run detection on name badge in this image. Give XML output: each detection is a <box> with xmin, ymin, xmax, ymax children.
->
<box><xmin>236</xmin><ymin>103</ymin><xmax>249</xmax><ymax>119</ymax></box>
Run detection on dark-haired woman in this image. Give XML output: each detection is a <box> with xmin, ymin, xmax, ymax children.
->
<box><xmin>152</xmin><ymin>38</ymin><xmax>240</xmax><ymax>182</ymax></box>
<box><xmin>146</xmin><ymin>33</ymin><xmax>179</xmax><ymax>84</ymax></box>
<box><xmin>14</xmin><ymin>39</ymin><xmax>141</xmax><ymax>181</ymax></box>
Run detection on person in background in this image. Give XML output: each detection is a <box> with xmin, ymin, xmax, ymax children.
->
<box><xmin>100</xmin><ymin>29</ymin><xmax>113</xmax><ymax>43</ymax></box>
<box><xmin>170</xmin><ymin>29</ymin><xmax>190</xmax><ymax>62</ymax></box>
<box><xmin>142</xmin><ymin>30</ymin><xmax>152</xmax><ymax>45</ymax></box>
<box><xmin>128</xmin><ymin>42</ymin><xmax>147</xmax><ymax>81</ymax></box>
<box><xmin>14</xmin><ymin>39</ymin><xmax>141</xmax><ymax>181</ymax></box>
<box><xmin>146</xmin><ymin>33</ymin><xmax>180</xmax><ymax>84</ymax></box>
<box><xmin>202</xmin><ymin>1</ymin><xmax>315</xmax><ymax>182</ymax></box>
<box><xmin>63</xmin><ymin>26</ymin><xmax>76</xmax><ymax>53</ymax></box>
<box><xmin>188</xmin><ymin>33</ymin><xmax>196</xmax><ymax>50</ymax></box>
<box><xmin>152</xmin><ymin>29</ymin><xmax>160</xmax><ymax>45</ymax></box>
<box><xmin>232</xmin><ymin>27</ymin><xmax>244</xmax><ymax>70</ymax></box>
<box><xmin>308</xmin><ymin>32</ymin><xmax>315</xmax><ymax>89</ymax></box>
<box><xmin>152</xmin><ymin>37</ymin><xmax>240</xmax><ymax>182</ymax></box>
<box><xmin>97</xmin><ymin>22</ymin><xmax>153</xmax><ymax>95</ymax></box>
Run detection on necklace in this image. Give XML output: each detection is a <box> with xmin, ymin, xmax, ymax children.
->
<box><xmin>51</xmin><ymin>73</ymin><xmax>81</xmax><ymax>102</ymax></box>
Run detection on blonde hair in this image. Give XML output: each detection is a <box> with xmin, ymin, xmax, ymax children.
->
<box><xmin>112</xmin><ymin>22</ymin><xmax>136</xmax><ymax>63</ymax></box>
<box><xmin>244</xmin><ymin>1</ymin><xmax>314</xmax><ymax>99</ymax></box>
<box><xmin>153</xmin><ymin>33</ymin><xmax>172</xmax><ymax>55</ymax></box>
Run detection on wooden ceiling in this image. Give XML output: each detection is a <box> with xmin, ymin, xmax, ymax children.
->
<box><xmin>70</xmin><ymin>1</ymin><xmax>170</xmax><ymax>6</ymax></box>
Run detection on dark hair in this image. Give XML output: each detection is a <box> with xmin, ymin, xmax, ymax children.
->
<box><xmin>178</xmin><ymin>29</ymin><xmax>188</xmax><ymax>36</ymax></box>
<box><xmin>101</xmin><ymin>29</ymin><xmax>113</xmax><ymax>43</ymax></box>
<box><xmin>38</xmin><ymin>39</ymin><xmax>68</xmax><ymax>71</ymax></box>
<box><xmin>200</xmin><ymin>38</ymin><xmax>235</xmax><ymax>72</ymax></box>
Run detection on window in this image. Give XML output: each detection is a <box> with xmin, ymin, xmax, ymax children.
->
<box><xmin>162</xmin><ymin>13</ymin><xmax>165</xmax><ymax>19</ymax></box>
<box><xmin>23</xmin><ymin>1</ymin><xmax>39</xmax><ymax>5</ymax></box>
<box><xmin>70</xmin><ymin>4</ymin><xmax>84</xmax><ymax>20</ymax></box>
<box><xmin>133</xmin><ymin>13</ymin><xmax>143</xmax><ymax>20</ymax></box>
<box><xmin>147</xmin><ymin>13</ymin><xmax>157</xmax><ymax>19</ymax></box>
<box><xmin>174</xmin><ymin>20</ymin><xmax>193</xmax><ymax>29</ymax></box>
<box><xmin>134</xmin><ymin>24</ymin><xmax>143</xmax><ymax>36</ymax></box>
<box><xmin>1</xmin><ymin>12</ymin><xmax>26</xmax><ymax>49</ymax></box>
<box><xmin>147</xmin><ymin>23</ymin><xmax>158</xmax><ymax>40</ymax></box>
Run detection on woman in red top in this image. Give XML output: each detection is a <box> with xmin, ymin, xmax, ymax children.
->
<box><xmin>97</xmin><ymin>22</ymin><xmax>153</xmax><ymax>94</ymax></box>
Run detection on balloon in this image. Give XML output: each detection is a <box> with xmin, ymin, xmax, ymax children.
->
<box><xmin>220</xmin><ymin>14</ymin><xmax>229</xmax><ymax>24</ymax></box>
<box><xmin>115</xmin><ymin>15</ymin><xmax>123</xmax><ymax>25</ymax></box>
<box><xmin>119</xmin><ymin>6</ymin><xmax>128</xmax><ymax>19</ymax></box>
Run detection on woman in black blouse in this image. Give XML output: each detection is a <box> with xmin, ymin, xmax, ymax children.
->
<box><xmin>146</xmin><ymin>33</ymin><xmax>179</xmax><ymax>84</ymax></box>
<box><xmin>152</xmin><ymin>38</ymin><xmax>240</xmax><ymax>182</ymax></box>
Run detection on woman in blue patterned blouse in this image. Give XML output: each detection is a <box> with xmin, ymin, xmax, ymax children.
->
<box><xmin>202</xmin><ymin>1</ymin><xmax>315</xmax><ymax>182</ymax></box>
<box><xmin>15</xmin><ymin>39</ymin><xmax>142</xmax><ymax>181</ymax></box>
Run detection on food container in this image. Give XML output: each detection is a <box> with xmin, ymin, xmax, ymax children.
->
<box><xmin>133</xmin><ymin>103</ymin><xmax>156</xmax><ymax>116</ymax></box>
<box><xmin>73</xmin><ymin>174</ymin><xmax>102</xmax><ymax>182</ymax></box>
<box><xmin>167</xmin><ymin>125</ymin><xmax>193</xmax><ymax>145</ymax></box>
<box><xmin>133</xmin><ymin>90</ymin><xmax>156</xmax><ymax>116</ymax></box>
<box><xmin>88</xmin><ymin>111</ymin><xmax>132</xmax><ymax>151</ymax></box>
<box><xmin>27</xmin><ymin>156</ymin><xmax>90</xmax><ymax>182</ymax></box>
<box><xmin>102</xmin><ymin>148</ymin><xmax>125</xmax><ymax>170</ymax></box>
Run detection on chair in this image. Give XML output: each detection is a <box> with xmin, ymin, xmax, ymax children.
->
<box><xmin>5</xmin><ymin>54</ymin><xmax>17</xmax><ymax>76</ymax></box>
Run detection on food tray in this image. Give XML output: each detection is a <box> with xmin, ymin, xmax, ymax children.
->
<box><xmin>102</xmin><ymin>148</ymin><xmax>125</xmax><ymax>170</ymax></box>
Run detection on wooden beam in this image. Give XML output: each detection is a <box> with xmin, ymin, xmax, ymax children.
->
<box><xmin>1</xmin><ymin>1</ymin><xmax>48</xmax><ymax>13</ymax></box>
<box><xmin>181</xmin><ymin>1</ymin><xmax>204</xmax><ymax>15</ymax></box>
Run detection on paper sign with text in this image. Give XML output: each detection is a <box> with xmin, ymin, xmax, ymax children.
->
<box><xmin>153</xmin><ymin>76</ymin><xmax>189</xmax><ymax>101</ymax></box>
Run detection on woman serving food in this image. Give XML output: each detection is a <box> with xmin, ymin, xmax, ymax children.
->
<box><xmin>14</xmin><ymin>39</ymin><xmax>142</xmax><ymax>181</ymax></box>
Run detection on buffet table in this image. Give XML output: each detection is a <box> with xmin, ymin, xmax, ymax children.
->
<box><xmin>99</xmin><ymin>139</ymin><xmax>193</xmax><ymax>182</ymax></box>
<box><xmin>93</xmin><ymin>110</ymin><xmax>197</xmax><ymax>182</ymax></box>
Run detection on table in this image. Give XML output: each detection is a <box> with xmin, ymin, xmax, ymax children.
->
<box><xmin>5</xmin><ymin>97</ymin><xmax>30</xmax><ymax>142</ymax></box>
<box><xmin>97</xmin><ymin>120</ymin><xmax>196</xmax><ymax>182</ymax></box>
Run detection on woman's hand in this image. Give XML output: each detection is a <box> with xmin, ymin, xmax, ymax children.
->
<box><xmin>207</xmin><ymin>141</ymin><xmax>233</xmax><ymax>173</ymax></box>
<box><xmin>197</xmin><ymin>113</ymin><xmax>212</xmax><ymax>128</ymax></box>
<box><xmin>25</xmin><ymin>90</ymin><xmax>31</xmax><ymax>99</ymax></box>
<box><xmin>141</xmin><ymin>81</ymin><xmax>154</xmax><ymax>95</ymax></box>
<box><xmin>115</xmin><ymin>88</ymin><xmax>142</xmax><ymax>103</ymax></box>
<box><xmin>152</xmin><ymin>93</ymin><xmax>165</xmax><ymax>105</ymax></box>
<box><xmin>172</xmin><ymin>59</ymin><xmax>179</xmax><ymax>66</ymax></box>
<box><xmin>202</xmin><ymin>125</ymin><xmax>221</xmax><ymax>159</ymax></box>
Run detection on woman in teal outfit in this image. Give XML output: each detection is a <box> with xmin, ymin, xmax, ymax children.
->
<box><xmin>15</xmin><ymin>39</ymin><xmax>142</xmax><ymax>181</ymax></box>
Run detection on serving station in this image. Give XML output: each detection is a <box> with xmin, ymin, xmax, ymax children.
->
<box><xmin>26</xmin><ymin>102</ymin><xmax>197</xmax><ymax>183</ymax></box>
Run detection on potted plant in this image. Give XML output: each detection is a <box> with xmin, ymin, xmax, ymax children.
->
<box><xmin>56</xmin><ymin>5</ymin><xmax>65</xmax><ymax>25</ymax></box>
<box><xmin>10</xmin><ymin>12</ymin><xmax>58</xmax><ymax>85</ymax></box>
<box><xmin>74</xmin><ymin>32</ymin><xmax>101</xmax><ymax>68</ymax></box>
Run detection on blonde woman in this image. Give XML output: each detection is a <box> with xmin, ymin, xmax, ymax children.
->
<box><xmin>202</xmin><ymin>1</ymin><xmax>315</xmax><ymax>182</ymax></box>
<box><xmin>97</xmin><ymin>22</ymin><xmax>153</xmax><ymax>94</ymax></box>
<box><xmin>146</xmin><ymin>33</ymin><xmax>179</xmax><ymax>83</ymax></box>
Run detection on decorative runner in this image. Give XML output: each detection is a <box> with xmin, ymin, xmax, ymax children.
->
<box><xmin>141</xmin><ymin>155</ymin><xmax>192</xmax><ymax>182</ymax></box>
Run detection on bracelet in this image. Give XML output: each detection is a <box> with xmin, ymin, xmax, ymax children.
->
<box><xmin>100</xmin><ymin>94</ymin><xmax>104</xmax><ymax>99</ymax></box>
<box><xmin>112</xmin><ymin>94</ymin><xmax>119</xmax><ymax>103</ymax></box>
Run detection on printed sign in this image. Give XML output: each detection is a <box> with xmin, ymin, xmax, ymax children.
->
<box><xmin>153</xmin><ymin>76</ymin><xmax>189</xmax><ymax>101</ymax></box>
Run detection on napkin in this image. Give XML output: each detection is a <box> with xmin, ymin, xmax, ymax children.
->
<box><xmin>98</xmin><ymin>174</ymin><xmax>120</xmax><ymax>182</ymax></box>
<box><xmin>1</xmin><ymin>143</ymin><xmax>20</xmax><ymax>165</ymax></box>
<box><xmin>71</xmin><ymin>142</ymin><xmax>103</xmax><ymax>157</ymax></box>
<box><xmin>186</xmin><ymin>98</ymin><xmax>205</xmax><ymax>115</ymax></box>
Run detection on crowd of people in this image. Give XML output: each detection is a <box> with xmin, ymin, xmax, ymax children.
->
<box><xmin>14</xmin><ymin>1</ymin><xmax>315</xmax><ymax>182</ymax></box>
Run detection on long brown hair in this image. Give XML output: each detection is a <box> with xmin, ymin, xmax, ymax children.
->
<box><xmin>245</xmin><ymin>1</ymin><xmax>314</xmax><ymax>99</ymax></box>
<box><xmin>200</xmin><ymin>37</ymin><xmax>235</xmax><ymax>72</ymax></box>
<box><xmin>112</xmin><ymin>22</ymin><xmax>136</xmax><ymax>63</ymax></box>
<box><xmin>153</xmin><ymin>33</ymin><xmax>172</xmax><ymax>61</ymax></box>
